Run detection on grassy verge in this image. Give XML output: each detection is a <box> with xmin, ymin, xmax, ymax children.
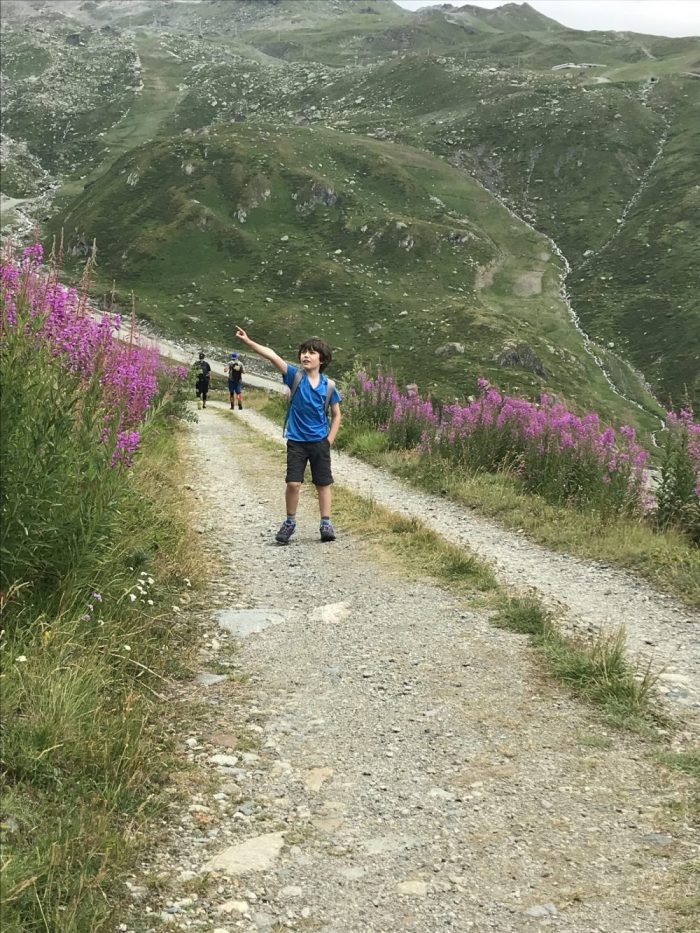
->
<box><xmin>493</xmin><ymin>596</ymin><xmax>659</xmax><ymax>731</ymax></box>
<box><xmin>332</xmin><ymin>483</ymin><xmax>661</xmax><ymax>733</ymax></box>
<box><xmin>342</xmin><ymin>432</ymin><xmax>699</xmax><ymax>609</ymax></box>
<box><xmin>0</xmin><ymin>423</ymin><xmax>203</xmax><ymax>932</ymax></box>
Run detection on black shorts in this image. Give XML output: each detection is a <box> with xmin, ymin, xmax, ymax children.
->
<box><xmin>285</xmin><ymin>439</ymin><xmax>333</xmax><ymax>486</ymax></box>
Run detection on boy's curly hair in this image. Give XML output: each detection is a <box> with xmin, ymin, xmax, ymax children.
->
<box><xmin>298</xmin><ymin>337</ymin><xmax>332</xmax><ymax>372</ymax></box>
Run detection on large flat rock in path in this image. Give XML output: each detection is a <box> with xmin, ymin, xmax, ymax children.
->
<box><xmin>203</xmin><ymin>832</ymin><xmax>285</xmax><ymax>875</ymax></box>
<box><xmin>215</xmin><ymin>608</ymin><xmax>288</xmax><ymax>636</ymax></box>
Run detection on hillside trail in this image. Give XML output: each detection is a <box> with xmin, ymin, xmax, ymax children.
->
<box><xmin>240</xmin><ymin>408</ymin><xmax>700</xmax><ymax>716</ymax></box>
<box><xmin>123</xmin><ymin>404</ymin><xmax>698</xmax><ymax>933</ymax></box>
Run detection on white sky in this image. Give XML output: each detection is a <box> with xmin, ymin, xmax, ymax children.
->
<box><xmin>394</xmin><ymin>0</ymin><xmax>700</xmax><ymax>37</ymax></box>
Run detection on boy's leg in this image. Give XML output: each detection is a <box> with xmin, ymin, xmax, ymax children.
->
<box><xmin>285</xmin><ymin>481</ymin><xmax>301</xmax><ymax>516</ymax></box>
<box><xmin>237</xmin><ymin>389</ymin><xmax>243</xmax><ymax>410</ymax></box>
<box><xmin>316</xmin><ymin>484</ymin><xmax>332</xmax><ymax>518</ymax></box>
<box><xmin>276</xmin><ymin>442</ymin><xmax>307</xmax><ymax>543</ymax></box>
<box><xmin>316</xmin><ymin>485</ymin><xmax>335</xmax><ymax>541</ymax></box>
<box><xmin>308</xmin><ymin>441</ymin><xmax>335</xmax><ymax>541</ymax></box>
<box><xmin>275</xmin><ymin>482</ymin><xmax>301</xmax><ymax>543</ymax></box>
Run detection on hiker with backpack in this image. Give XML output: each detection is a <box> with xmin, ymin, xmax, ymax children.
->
<box><xmin>227</xmin><ymin>352</ymin><xmax>244</xmax><ymax>410</ymax></box>
<box><xmin>235</xmin><ymin>326</ymin><xmax>341</xmax><ymax>544</ymax></box>
<box><xmin>195</xmin><ymin>351</ymin><xmax>211</xmax><ymax>408</ymax></box>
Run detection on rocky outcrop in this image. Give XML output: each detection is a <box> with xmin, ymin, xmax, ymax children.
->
<box><xmin>498</xmin><ymin>343</ymin><xmax>546</xmax><ymax>377</ymax></box>
<box><xmin>435</xmin><ymin>342</ymin><xmax>465</xmax><ymax>358</ymax></box>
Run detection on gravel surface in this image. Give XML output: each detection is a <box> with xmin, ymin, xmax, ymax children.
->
<box><xmin>121</xmin><ymin>405</ymin><xmax>698</xmax><ymax>933</ymax></box>
<box><xmin>240</xmin><ymin>407</ymin><xmax>700</xmax><ymax>714</ymax></box>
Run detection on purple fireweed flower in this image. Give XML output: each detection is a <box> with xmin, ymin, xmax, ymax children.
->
<box><xmin>1</xmin><ymin>248</ymin><xmax>186</xmax><ymax>468</ymax></box>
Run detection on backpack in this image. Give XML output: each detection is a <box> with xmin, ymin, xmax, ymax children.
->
<box><xmin>228</xmin><ymin>361</ymin><xmax>243</xmax><ymax>381</ymax></box>
<box><xmin>283</xmin><ymin>370</ymin><xmax>336</xmax><ymax>435</ymax></box>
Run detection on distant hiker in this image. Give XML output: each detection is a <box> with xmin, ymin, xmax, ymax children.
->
<box><xmin>195</xmin><ymin>351</ymin><xmax>211</xmax><ymax>408</ymax></box>
<box><xmin>235</xmin><ymin>326</ymin><xmax>341</xmax><ymax>544</ymax></box>
<box><xmin>227</xmin><ymin>352</ymin><xmax>244</xmax><ymax>410</ymax></box>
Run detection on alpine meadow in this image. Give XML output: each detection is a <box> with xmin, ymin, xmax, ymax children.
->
<box><xmin>1</xmin><ymin>1</ymin><xmax>699</xmax><ymax>931</ymax></box>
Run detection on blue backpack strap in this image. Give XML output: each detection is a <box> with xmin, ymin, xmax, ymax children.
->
<box><xmin>282</xmin><ymin>369</ymin><xmax>304</xmax><ymax>435</ymax></box>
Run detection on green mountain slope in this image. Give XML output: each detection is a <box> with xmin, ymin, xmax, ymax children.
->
<box><xmin>2</xmin><ymin>0</ymin><xmax>697</xmax><ymax>417</ymax></box>
<box><xmin>53</xmin><ymin>122</ymin><xmax>661</xmax><ymax>431</ymax></box>
<box><xmin>569</xmin><ymin>79</ymin><xmax>700</xmax><ymax>407</ymax></box>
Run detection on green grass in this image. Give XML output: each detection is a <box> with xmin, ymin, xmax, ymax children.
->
<box><xmin>52</xmin><ymin>116</ymin><xmax>666</xmax><ymax>440</ymax></box>
<box><xmin>0</xmin><ymin>424</ymin><xmax>203</xmax><ymax>932</ymax></box>
<box><xmin>5</xmin><ymin>4</ymin><xmax>698</xmax><ymax>415</ymax></box>
<box><xmin>54</xmin><ymin>36</ymin><xmax>190</xmax><ymax>204</ymax></box>
<box><xmin>327</xmin><ymin>460</ymin><xmax>662</xmax><ymax>732</ymax></box>
<box><xmin>333</xmin><ymin>487</ymin><xmax>498</xmax><ymax>596</ymax></box>
<box><xmin>493</xmin><ymin>597</ymin><xmax>659</xmax><ymax>730</ymax></box>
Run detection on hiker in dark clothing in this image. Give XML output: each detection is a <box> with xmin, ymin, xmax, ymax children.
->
<box><xmin>227</xmin><ymin>352</ymin><xmax>244</xmax><ymax>410</ymax></box>
<box><xmin>235</xmin><ymin>327</ymin><xmax>341</xmax><ymax>544</ymax></box>
<box><xmin>195</xmin><ymin>351</ymin><xmax>211</xmax><ymax>408</ymax></box>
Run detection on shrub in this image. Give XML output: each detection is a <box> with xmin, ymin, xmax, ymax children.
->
<box><xmin>656</xmin><ymin>408</ymin><xmax>700</xmax><ymax>544</ymax></box>
<box><xmin>0</xmin><ymin>242</ymin><xmax>193</xmax><ymax>930</ymax></box>
<box><xmin>0</xmin><ymin>242</ymin><xmax>187</xmax><ymax>609</ymax></box>
<box><xmin>343</xmin><ymin>369</ymin><xmax>651</xmax><ymax>517</ymax></box>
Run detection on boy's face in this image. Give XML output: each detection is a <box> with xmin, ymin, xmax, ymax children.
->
<box><xmin>299</xmin><ymin>348</ymin><xmax>321</xmax><ymax>370</ymax></box>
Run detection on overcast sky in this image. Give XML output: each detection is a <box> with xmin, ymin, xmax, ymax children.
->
<box><xmin>394</xmin><ymin>0</ymin><xmax>700</xmax><ymax>37</ymax></box>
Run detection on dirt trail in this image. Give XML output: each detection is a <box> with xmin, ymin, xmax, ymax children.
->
<box><xmin>123</xmin><ymin>406</ymin><xmax>698</xmax><ymax>933</ymax></box>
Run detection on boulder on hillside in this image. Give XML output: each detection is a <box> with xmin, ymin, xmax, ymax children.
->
<box><xmin>435</xmin><ymin>342</ymin><xmax>465</xmax><ymax>358</ymax></box>
<box><xmin>498</xmin><ymin>343</ymin><xmax>546</xmax><ymax>377</ymax></box>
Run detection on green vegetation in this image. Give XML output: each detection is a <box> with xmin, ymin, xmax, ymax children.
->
<box><xmin>52</xmin><ymin>118</ymin><xmax>663</xmax><ymax>441</ymax></box>
<box><xmin>331</xmin><ymin>474</ymin><xmax>660</xmax><ymax>732</ymax></box>
<box><xmin>0</xmin><ymin>425</ymin><xmax>201</xmax><ymax>932</ymax></box>
<box><xmin>0</xmin><ymin>252</ymin><xmax>201</xmax><ymax>930</ymax></box>
<box><xmin>3</xmin><ymin>0</ymin><xmax>697</xmax><ymax>413</ymax></box>
<box><xmin>494</xmin><ymin>598</ymin><xmax>658</xmax><ymax>730</ymax></box>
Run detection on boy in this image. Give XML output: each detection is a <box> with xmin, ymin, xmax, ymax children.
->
<box><xmin>227</xmin><ymin>352</ymin><xmax>244</xmax><ymax>410</ymax></box>
<box><xmin>235</xmin><ymin>326</ymin><xmax>341</xmax><ymax>543</ymax></box>
<box><xmin>195</xmin><ymin>351</ymin><xmax>211</xmax><ymax>408</ymax></box>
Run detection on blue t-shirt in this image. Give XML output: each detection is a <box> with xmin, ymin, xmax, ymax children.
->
<box><xmin>283</xmin><ymin>364</ymin><xmax>342</xmax><ymax>442</ymax></box>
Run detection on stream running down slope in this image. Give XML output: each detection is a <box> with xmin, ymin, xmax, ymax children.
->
<box><xmin>123</xmin><ymin>405</ymin><xmax>698</xmax><ymax>932</ymax></box>
<box><xmin>453</xmin><ymin>87</ymin><xmax>670</xmax><ymax>437</ymax></box>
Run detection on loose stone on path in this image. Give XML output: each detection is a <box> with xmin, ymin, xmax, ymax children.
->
<box><xmin>203</xmin><ymin>833</ymin><xmax>285</xmax><ymax>876</ymax></box>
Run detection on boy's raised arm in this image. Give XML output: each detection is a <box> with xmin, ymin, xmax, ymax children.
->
<box><xmin>235</xmin><ymin>326</ymin><xmax>288</xmax><ymax>375</ymax></box>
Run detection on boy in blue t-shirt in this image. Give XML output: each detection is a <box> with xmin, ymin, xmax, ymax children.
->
<box><xmin>235</xmin><ymin>326</ymin><xmax>342</xmax><ymax>543</ymax></box>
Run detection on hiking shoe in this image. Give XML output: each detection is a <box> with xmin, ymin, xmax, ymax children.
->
<box><xmin>275</xmin><ymin>520</ymin><xmax>296</xmax><ymax>544</ymax></box>
<box><xmin>230</xmin><ymin>403</ymin><xmax>235</xmax><ymax>410</ymax></box>
<box><xmin>320</xmin><ymin>521</ymin><xmax>336</xmax><ymax>542</ymax></box>
<box><xmin>238</xmin><ymin>403</ymin><xmax>243</xmax><ymax>410</ymax></box>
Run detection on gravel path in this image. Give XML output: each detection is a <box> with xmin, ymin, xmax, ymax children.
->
<box><xmin>122</xmin><ymin>406</ymin><xmax>698</xmax><ymax>933</ymax></box>
<box><xmin>239</xmin><ymin>407</ymin><xmax>700</xmax><ymax>714</ymax></box>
